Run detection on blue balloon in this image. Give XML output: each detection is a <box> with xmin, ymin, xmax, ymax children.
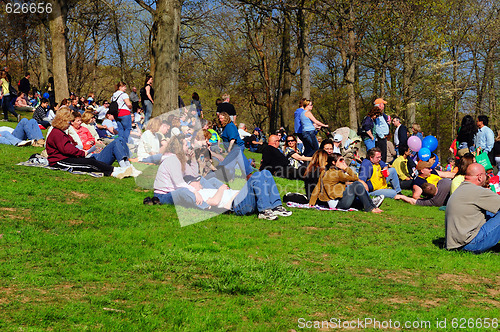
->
<box><xmin>418</xmin><ymin>147</ymin><xmax>431</xmax><ymax>161</ymax></box>
<box><xmin>422</xmin><ymin>135</ymin><xmax>438</xmax><ymax>152</ymax></box>
<box><xmin>43</xmin><ymin>92</ymin><xmax>50</xmax><ymax>99</ymax></box>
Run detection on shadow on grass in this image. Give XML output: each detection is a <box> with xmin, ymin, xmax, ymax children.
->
<box><xmin>432</xmin><ymin>237</ymin><xmax>445</xmax><ymax>249</ymax></box>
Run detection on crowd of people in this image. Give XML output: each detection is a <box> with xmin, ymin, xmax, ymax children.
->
<box><xmin>2</xmin><ymin>70</ymin><xmax>499</xmax><ymax>253</ymax></box>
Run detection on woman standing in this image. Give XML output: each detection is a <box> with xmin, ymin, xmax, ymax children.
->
<box><xmin>1</xmin><ymin>71</ymin><xmax>20</xmax><ymax>122</ymax></box>
<box><xmin>309</xmin><ymin>153</ymin><xmax>384</xmax><ymax>213</ymax></box>
<box><xmin>300</xmin><ymin>100</ymin><xmax>329</xmax><ymax>157</ymax></box>
<box><xmin>141</xmin><ymin>75</ymin><xmax>154</xmax><ymax>126</ymax></box>
<box><xmin>359</xmin><ymin>107</ymin><xmax>381</xmax><ymax>151</ymax></box>
<box><xmin>111</xmin><ymin>81</ymin><xmax>133</xmax><ymax>144</ymax></box>
<box><xmin>191</xmin><ymin>92</ymin><xmax>203</xmax><ymax>118</ymax></box>
<box><xmin>455</xmin><ymin>115</ymin><xmax>477</xmax><ymax>157</ymax></box>
<box><xmin>218</xmin><ymin>112</ymin><xmax>245</xmax><ymax>152</ymax></box>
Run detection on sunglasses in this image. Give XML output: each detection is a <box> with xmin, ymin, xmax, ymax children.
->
<box><xmin>287</xmin><ymin>139</ymin><xmax>296</xmax><ymax>142</ymax></box>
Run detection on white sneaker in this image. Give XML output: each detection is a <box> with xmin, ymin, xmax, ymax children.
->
<box><xmin>130</xmin><ymin>165</ymin><xmax>143</xmax><ymax>177</ymax></box>
<box><xmin>372</xmin><ymin>195</ymin><xmax>385</xmax><ymax>208</ymax></box>
<box><xmin>16</xmin><ymin>140</ymin><xmax>32</xmax><ymax>147</ymax></box>
<box><xmin>112</xmin><ymin>166</ymin><xmax>133</xmax><ymax>179</ymax></box>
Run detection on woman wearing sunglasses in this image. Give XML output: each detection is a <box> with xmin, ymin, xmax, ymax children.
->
<box><xmin>283</xmin><ymin>134</ymin><xmax>312</xmax><ymax>170</ymax></box>
<box><xmin>309</xmin><ymin>153</ymin><xmax>384</xmax><ymax>213</ymax></box>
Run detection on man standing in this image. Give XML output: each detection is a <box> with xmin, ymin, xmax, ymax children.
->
<box><xmin>392</xmin><ymin>116</ymin><xmax>408</xmax><ymax>155</ymax></box>
<box><xmin>129</xmin><ymin>87</ymin><xmax>140</xmax><ymax>114</ymax></box>
<box><xmin>217</xmin><ymin>93</ymin><xmax>237</xmax><ymax>123</ymax></box>
<box><xmin>373</xmin><ymin>98</ymin><xmax>390</xmax><ymax>162</ymax></box>
<box><xmin>446</xmin><ymin>163</ymin><xmax>500</xmax><ymax>253</ymax></box>
<box><xmin>359</xmin><ymin>147</ymin><xmax>402</xmax><ymax>199</ymax></box>
<box><xmin>475</xmin><ymin>115</ymin><xmax>494</xmax><ymax>154</ymax></box>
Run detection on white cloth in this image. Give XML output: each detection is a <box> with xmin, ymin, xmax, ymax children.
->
<box><xmin>238</xmin><ymin>128</ymin><xmax>252</xmax><ymax>139</ymax></box>
<box><xmin>0</xmin><ymin>126</ymin><xmax>14</xmax><ymax>133</ymax></box>
<box><xmin>96</xmin><ymin>106</ymin><xmax>108</xmax><ymax>120</ymax></box>
<box><xmin>137</xmin><ymin>130</ymin><xmax>160</xmax><ymax>161</ymax></box>
<box><xmin>102</xmin><ymin>119</ymin><xmax>118</xmax><ymax>136</ymax></box>
<box><xmin>198</xmin><ymin>188</ymin><xmax>239</xmax><ymax>209</ymax></box>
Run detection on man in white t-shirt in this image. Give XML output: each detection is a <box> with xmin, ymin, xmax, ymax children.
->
<box><xmin>96</xmin><ymin>101</ymin><xmax>110</xmax><ymax>121</ymax></box>
<box><xmin>184</xmin><ymin>171</ymin><xmax>292</xmax><ymax>220</ymax></box>
<box><xmin>238</xmin><ymin>123</ymin><xmax>252</xmax><ymax>140</ymax></box>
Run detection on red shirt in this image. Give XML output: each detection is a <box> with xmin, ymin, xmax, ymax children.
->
<box><xmin>46</xmin><ymin>128</ymin><xmax>85</xmax><ymax>165</ymax></box>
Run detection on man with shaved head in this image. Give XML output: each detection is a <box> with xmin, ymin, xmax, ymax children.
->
<box><xmin>445</xmin><ymin>163</ymin><xmax>500</xmax><ymax>253</ymax></box>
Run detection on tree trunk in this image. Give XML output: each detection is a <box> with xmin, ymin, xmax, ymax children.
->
<box><xmin>48</xmin><ymin>0</ymin><xmax>69</xmax><ymax>103</ymax></box>
<box><xmin>297</xmin><ymin>6</ymin><xmax>311</xmax><ymax>100</ymax></box>
<box><xmin>403</xmin><ymin>44</ymin><xmax>416</xmax><ymax>124</ymax></box>
<box><xmin>281</xmin><ymin>10</ymin><xmax>292</xmax><ymax>131</ymax></box>
<box><xmin>452</xmin><ymin>46</ymin><xmax>459</xmax><ymax>139</ymax></box>
<box><xmin>38</xmin><ymin>23</ymin><xmax>49</xmax><ymax>92</ymax></box>
<box><xmin>112</xmin><ymin>10</ymin><xmax>126</xmax><ymax>83</ymax></box>
<box><xmin>152</xmin><ymin>0</ymin><xmax>182</xmax><ymax>116</ymax></box>
<box><xmin>346</xmin><ymin>3</ymin><xmax>357</xmax><ymax>129</ymax></box>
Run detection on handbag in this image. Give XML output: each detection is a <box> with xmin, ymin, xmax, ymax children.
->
<box><xmin>475</xmin><ymin>151</ymin><xmax>493</xmax><ymax>170</ymax></box>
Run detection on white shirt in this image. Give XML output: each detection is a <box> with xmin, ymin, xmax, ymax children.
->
<box><xmin>198</xmin><ymin>188</ymin><xmax>240</xmax><ymax>209</ymax></box>
<box><xmin>111</xmin><ymin>91</ymin><xmax>130</xmax><ymax>111</ymax></box>
<box><xmin>238</xmin><ymin>128</ymin><xmax>252</xmax><ymax>139</ymax></box>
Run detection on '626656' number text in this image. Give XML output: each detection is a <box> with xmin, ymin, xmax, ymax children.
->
<box><xmin>5</xmin><ymin>2</ymin><xmax>52</xmax><ymax>14</ymax></box>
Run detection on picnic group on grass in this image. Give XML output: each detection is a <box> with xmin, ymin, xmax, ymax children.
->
<box><xmin>2</xmin><ymin>70</ymin><xmax>500</xmax><ymax>254</ymax></box>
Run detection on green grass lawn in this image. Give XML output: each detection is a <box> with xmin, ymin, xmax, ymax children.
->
<box><xmin>0</xmin><ymin>123</ymin><xmax>499</xmax><ymax>331</ymax></box>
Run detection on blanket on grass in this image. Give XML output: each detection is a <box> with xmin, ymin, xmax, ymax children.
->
<box><xmin>17</xmin><ymin>154</ymin><xmax>104</xmax><ymax>178</ymax></box>
<box><xmin>286</xmin><ymin>201</ymin><xmax>358</xmax><ymax>212</ymax></box>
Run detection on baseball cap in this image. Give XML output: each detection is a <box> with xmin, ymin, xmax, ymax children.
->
<box><xmin>183</xmin><ymin>175</ymin><xmax>201</xmax><ymax>184</ymax></box>
<box><xmin>254</xmin><ymin>127</ymin><xmax>262</xmax><ymax>132</ymax></box>
<box><xmin>333</xmin><ymin>134</ymin><xmax>343</xmax><ymax>142</ymax></box>
<box><xmin>374</xmin><ymin>98</ymin><xmax>387</xmax><ymax>106</ymax></box>
<box><xmin>416</xmin><ymin>161</ymin><xmax>433</xmax><ymax>171</ymax></box>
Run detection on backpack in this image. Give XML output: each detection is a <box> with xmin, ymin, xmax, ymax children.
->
<box><xmin>140</xmin><ymin>86</ymin><xmax>147</xmax><ymax>100</ymax></box>
<box><xmin>108</xmin><ymin>92</ymin><xmax>124</xmax><ymax>118</ymax></box>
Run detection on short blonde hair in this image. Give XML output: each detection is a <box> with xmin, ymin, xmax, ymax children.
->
<box><xmin>81</xmin><ymin>111</ymin><xmax>95</xmax><ymax>124</ymax></box>
<box><xmin>52</xmin><ymin>107</ymin><xmax>74</xmax><ymax>130</ymax></box>
<box><xmin>146</xmin><ymin>117</ymin><xmax>161</xmax><ymax>133</ymax></box>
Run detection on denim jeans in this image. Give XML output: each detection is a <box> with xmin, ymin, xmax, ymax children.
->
<box><xmin>232</xmin><ymin>170</ymin><xmax>282</xmax><ymax>215</ymax></box>
<box><xmin>117</xmin><ymin>114</ymin><xmax>132</xmax><ymax>144</ymax></box>
<box><xmin>141</xmin><ymin>154</ymin><xmax>162</xmax><ymax>164</ymax></box>
<box><xmin>0</xmin><ymin>131</ymin><xmax>21</xmax><ymax>145</ymax></box>
<box><xmin>302</xmin><ymin>130</ymin><xmax>319</xmax><ymax>157</ymax></box>
<box><xmin>336</xmin><ymin>181</ymin><xmax>376</xmax><ymax>212</ymax></box>
<box><xmin>364</xmin><ymin>137</ymin><xmax>376</xmax><ymax>151</ymax></box>
<box><xmin>218</xmin><ymin>148</ymin><xmax>252</xmax><ymax>177</ymax></box>
<box><xmin>143</xmin><ymin>100</ymin><xmax>153</xmax><ymax>126</ymax></box>
<box><xmin>12</xmin><ymin>118</ymin><xmax>44</xmax><ymax>140</ymax></box>
<box><xmin>93</xmin><ymin>137</ymin><xmax>129</xmax><ymax>165</ymax></box>
<box><xmin>2</xmin><ymin>94</ymin><xmax>18</xmax><ymax>120</ymax></box>
<box><xmin>463</xmin><ymin>211</ymin><xmax>500</xmax><ymax>253</ymax></box>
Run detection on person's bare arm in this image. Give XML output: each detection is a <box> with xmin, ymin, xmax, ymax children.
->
<box><xmin>206</xmin><ymin>185</ymin><xmax>229</xmax><ymax>206</ymax></box>
<box><xmin>305</xmin><ymin>111</ymin><xmax>328</xmax><ymax>128</ymax></box>
<box><xmin>412</xmin><ymin>184</ymin><xmax>423</xmax><ymax>199</ymax></box>
<box><xmin>227</xmin><ymin>139</ymin><xmax>235</xmax><ymax>152</ymax></box>
<box><xmin>124</xmin><ymin>97</ymin><xmax>132</xmax><ymax>109</ymax></box>
<box><xmin>145</xmin><ymin>85</ymin><xmax>154</xmax><ymax>104</ymax></box>
<box><xmin>436</xmin><ymin>170</ymin><xmax>455</xmax><ymax>178</ymax></box>
<box><xmin>291</xmin><ymin>153</ymin><xmax>312</xmax><ymax>162</ymax></box>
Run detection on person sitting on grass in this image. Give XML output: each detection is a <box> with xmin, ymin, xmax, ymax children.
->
<box><xmin>283</xmin><ymin>134</ymin><xmax>311</xmax><ymax>171</ymax></box>
<box><xmin>450</xmin><ymin>153</ymin><xmax>475</xmax><ymax>195</ymax></box>
<box><xmin>14</xmin><ymin>92</ymin><xmax>35</xmax><ymax>112</ymax></box>
<box><xmin>68</xmin><ymin>111</ymin><xmax>96</xmax><ymax>151</ymax></box>
<box><xmin>309</xmin><ymin>153</ymin><xmax>384</xmax><ymax>212</ymax></box>
<box><xmin>391</xmin><ymin>145</ymin><xmax>416</xmax><ymax>190</ymax></box>
<box><xmin>45</xmin><ymin>107</ymin><xmax>139</xmax><ymax>178</ymax></box>
<box><xmin>358</xmin><ymin>147</ymin><xmax>404</xmax><ymax>199</ymax></box>
<box><xmin>97</xmin><ymin>111</ymin><xmax>119</xmax><ymax>138</ymax></box>
<box><xmin>411</xmin><ymin>160</ymin><xmax>454</xmax><ymax>200</ymax></box>
<box><xmin>445</xmin><ymin>163</ymin><xmax>500</xmax><ymax>253</ymax></box>
<box><xmin>153</xmin><ymin>134</ymin><xmax>224</xmax><ymax>206</ymax></box>
<box><xmin>260</xmin><ymin>134</ymin><xmax>302</xmax><ymax>180</ymax></box>
<box><xmin>303</xmin><ymin>150</ymin><xmax>329</xmax><ymax>199</ymax></box>
<box><xmin>176</xmin><ymin>171</ymin><xmax>293</xmax><ymax>221</ymax></box>
<box><xmin>0</xmin><ymin>118</ymin><xmax>45</xmax><ymax>147</ymax></box>
<box><xmin>33</xmin><ymin>98</ymin><xmax>51</xmax><ymax>129</ymax></box>
<box><xmin>81</xmin><ymin>110</ymin><xmax>104</xmax><ymax>143</ymax></box>
<box><xmin>136</xmin><ymin>118</ymin><xmax>167</xmax><ymax>164</ymax></box>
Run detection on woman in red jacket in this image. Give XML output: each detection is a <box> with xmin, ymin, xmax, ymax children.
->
<box><xmin>45</xmin><ymin>107</ymin><xmax>135</xmax><ymax>178</ymax></box>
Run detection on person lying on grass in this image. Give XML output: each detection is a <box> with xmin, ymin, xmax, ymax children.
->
<box><xmin>309</xmin><ymin>153</ymin><xmax>384</xmax><ymax>213</ymax></box>
<box><xmin>181</xmin><ymin>171</ymin><xmax>292</xmax><ymax>221</ymax></box>
<box><xmin>411</xmin><ymin>159</ymin><xmax>455</xmax><ymax>200</ymax></box>
<box><xmin>45</xmin><ymin>107</ymin><xmax>140</xmax><ymax>178</ymax></box>
<box><xmin>396</xmin><ymin>181</ymin><xmax>451</xmax><ymax>207</ymax></box>
<box><xmin>0</xmin><ymin>118</ymin><xmax>45</xmax><ymax>147</ymax></box>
